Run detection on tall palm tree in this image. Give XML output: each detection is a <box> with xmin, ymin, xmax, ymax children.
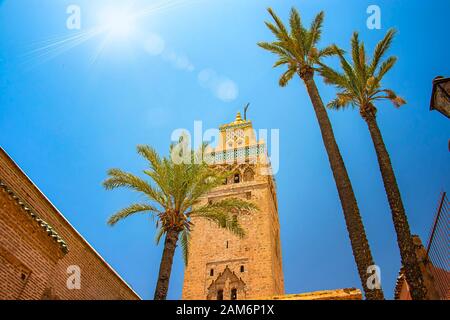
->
<box><xmin>258</xmin><ymin>8</ymin><xmax>384</xmax><ymax>300</ymax></box>
<box><xmin>103</xmin><ymin>144</ymin><xmax>257</xmax><ymax>300</ymax></box>
<box><xmin>318</xmin><ymin>29</ymin><xmax>427</xmax><ymax>300</ymax></box>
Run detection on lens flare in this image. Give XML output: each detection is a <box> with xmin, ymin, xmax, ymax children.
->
<box><xmin>99</xmin><ymin>7</ymin><xmax>137</xmax><ymax>39</ymax></box>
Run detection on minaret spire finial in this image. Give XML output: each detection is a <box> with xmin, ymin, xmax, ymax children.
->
<box><xmin>235</xmin><ymin>111</ymin><xmax>243</xmax><ymax>122</ymax></box>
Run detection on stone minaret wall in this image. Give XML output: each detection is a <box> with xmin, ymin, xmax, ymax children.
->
<box><xmin>182</xmin><ymin>113</ymin><xmax>284</xmax><ymax>300</ymax></box>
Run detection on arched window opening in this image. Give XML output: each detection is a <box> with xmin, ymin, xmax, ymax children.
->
<box><xmin>234</xmin><ymin>173</ymin><xmax>240</xmax><ymax>183</ymax></box>
<box><xmin>240</xmin><ymin>265</ymin><xmax>245</xmax><ymax>273</ymax></box>
<box><xmin>244</xmin><ymin>168</ymin><xmax>255</xmax><ymax>182</ymax></box>
<box><xmin>210</xmin><ymin>269</ymin><xmax>214</xmax><ymax>276</ymax></box>
<box><xmin>231</xmin><ymin>288</ymin><xmax>237</xmax><ymax>300</ymax></box>
<box><xmin>217</xmin><ymin>290</ymin><xmax>224</xmax><ymax>300</ymax></box>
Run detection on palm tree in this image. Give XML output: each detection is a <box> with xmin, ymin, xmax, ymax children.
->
<box><xmin>258</xmin><ymin>8</ymin><xmax>384</xmax><ymax>300</ymax></box>
<box><xmin>103</xmin><ymin>144</ymin><xmax>257</xmax><ymax>300</ymax></box>
<box><xmin>318</xmin><ymin>29</ymin><xmax>427</xmax><ymax>300</ymax></box>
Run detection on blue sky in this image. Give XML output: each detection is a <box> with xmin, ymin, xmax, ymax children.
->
<box><xmin>0</xmin><ymin>0</ymin><xmax>448</xmax><ymax>299</ymax></box>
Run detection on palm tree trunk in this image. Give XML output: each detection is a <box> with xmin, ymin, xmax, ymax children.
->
<box><xmin>364</xmin><ymin>114</ymin><xmax>427</xmax><ymax>300</ymax></box>
<box><xmin>154</xmin><ymin>229</ymin><xmax>179</xmax><ymax>300</ymax></box>
<box><xmin>303</xmin><ymin>76</ymin><xmax>384</xmax><ymax>300</ymax></box>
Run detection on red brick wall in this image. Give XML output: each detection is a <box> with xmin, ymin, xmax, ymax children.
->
<box><xmin>0</xmin><ymin>148</ymin><xmax>140</xmax><ymax>300</ymax></box>
<box><xmin>0</xmin><ymin>191</ymin><xmax>61</xmax><ymax>299</ymax></box>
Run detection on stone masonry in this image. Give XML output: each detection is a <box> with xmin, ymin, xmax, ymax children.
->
<box><xmin>182</xmin><ymin>113</ymin><xmax>284</xmax><ymax>300</ymax></box>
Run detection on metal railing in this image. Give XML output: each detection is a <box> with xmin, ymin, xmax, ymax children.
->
<box><xmin>426</xmin><ymin>192</ymin><xmax>449</xmax><ymax>300</ymax></box>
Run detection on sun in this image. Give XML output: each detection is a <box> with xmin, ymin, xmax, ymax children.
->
<box><xmin>99</xmin><ymin>6</ymin><xmax>137</xmax><ymax>39</ymax></box>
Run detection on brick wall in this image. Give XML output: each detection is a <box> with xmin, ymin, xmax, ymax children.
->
<box><xmin>0</xmin><ymin>148</ymin><xmax>140</xmax><ymax>300</ymax></box>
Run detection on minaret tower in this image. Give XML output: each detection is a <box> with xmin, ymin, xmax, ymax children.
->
<box><xmin>182</xmin><ymin>112</ymin><xmax>284</xmax><ymax>300</ymax></box>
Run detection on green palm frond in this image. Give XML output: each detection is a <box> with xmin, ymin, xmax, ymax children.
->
<box><xmin>137</xmin><ymin>145</ymin><xmax>163</xmax><ymax>173</ymax></box>
<box><xmin>155</xmin><ymin>227</ymin><xmax>165</xmax><ymax>245</ymax></box>
<box><xmin>349</xmin><ymin>32</ymin><xmax>368</xmax><ymax>85</ymax></box>
<box><xmin>327</xmin><ymin>98</ymin><xmax>345</xmax><ymax>110</ymax></box>
<box><xmin>327</xmin><ymin>92</ymin><xmax>355</xmax><ymax>110</ymax></box>
<box><xmin>307</xmin><ymin>11</ymin><xmax>324</xmax><ymax>52</ymax></box>
<box><xmin>320</xmin><ymin>29</ymin><xmax>404</xmax><ymax>113</ymax></box>
<box><xmin>105</xmin><ymin>143</ymin><xmax>257</xmax><ymax>273</ymax></box>
<box><xmin>273</xmin><ymin>56</ymin><xmax>291</xmax><ymax>68</ymax></box>
<box><xmin>191</xmin><ymin>198</ymin><xmax>258</xmax><ymax>238</ymax></box>
<box><xmin>267</xmin><ymin>7</ymin><xmax>290</xmax><ymax>40</ymax></box>
<box><xmin>138</xmin><ymin>145</ymin><xmax>170</xmax><ymax>197</ymax></box>
<box><xmin>103</xmin><ymin>168</ymin><xmax>167</xmax><ymax>206</ymax></box>
<box><xmin>209</xmin><ymin>197</ymin><xmax>259</xmax><ymax>212</ymax></box>
<box><xmin>359</xmin><ymin>43</ymin><xmax>366</xmax><ymax>73</ymax></box>
<box><xmin>180</xmin><ymin>167</ymin><xmax>228</xmax><ymax>211</ymax></box>
<box><xmin>333</xmin><ymin>46</ymin><xmax>361</xmax><ymax>98</ymax></box>
<box><xmin>191</xmin><ymin>210</ymin><xmax>245</xmax><ymax>238</ymax></box>
<box><xmin>179</xmin><ymin>166</ymin><xmax>225</xmax><ymax>213</ymax></box>
<box><xmin>334</xmin><ymin>45</ymin><xmax>356</xmax><ymax>82</ymax></box>
<box><xmin>289</xmin><ymin>7</ymin><xmax>306</xmax><ymax>58</ymax></box>
<box><xmin>108</xmin><ymin>203</ymin><xmax>158</xmax><ymax>226</ymax></box>
<box><xmin>257</xmin><ymin>41</ymin><xmax>292</xmax><ymax>59</ymax></box>
<box><xmin>369</xmin><ymin>28</ymin><xmax>396</xmax><ymax>75</ymax></box>
<box><xmin>288</xmin><ymin>8</ymin><xmax>303</xmax><ymax>38</ymax></box>
<box><xmin>279</xmin><ymin>67</ymin><xmax>297</xmax><ymax>87</ymax></box>
<box><xmin>259</xmin><ymin>7</ymin><xmax>335</xmax><ymax>86</ymax></box>
<box><xmin>351</xmin><ymin>32</ymin><xmax>364</xmax><ymax>79</ymax></box>
<box><xmin>180</xmin><ymin>230</ymin><xmax>190</xmax><ymax>265</ymax></box>
<box><xmin>376</xmin><ymin>56</ymin><xmax>397</xmax><ymax>82</ymax></box>
<box><xmin>318</xmin><ymin>64</ymin><xmax>348</xmax><ymax>89</ymax></box>
<box><xmin>263</xmin><ymin>21</ymin><xmax>288</xmax><ymax>45</ymax></box>
<box><xmin>318</xmin><ymin>45</ymin><xmax>342</xmax><ymax>59</ymax></box>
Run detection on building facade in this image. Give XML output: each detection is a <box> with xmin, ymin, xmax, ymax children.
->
<box><xmin>0</xmin><ymin>147</ymin><xmax>140</xmax><ymax>300</ymax></box>
<box><xmin>182</xmin><ymin>113</ymin><xmax>284</xmax><ymax>300</ymax></box>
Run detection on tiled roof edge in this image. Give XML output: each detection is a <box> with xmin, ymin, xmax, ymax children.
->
<box><xmin>0</xmin><ymin>179</ymin><xmax>69</xmax><ymax>255</ymax></box>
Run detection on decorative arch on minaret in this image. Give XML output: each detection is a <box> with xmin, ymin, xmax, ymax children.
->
<box><xmin>206</xmin><ymin>266</ymin><xmax>247</xmax><ymax>300</ymax></box>
<box><xmin>243</xmin><ymin>167</ymin><xmax>255</xmax><ymax>182</ymax></box>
